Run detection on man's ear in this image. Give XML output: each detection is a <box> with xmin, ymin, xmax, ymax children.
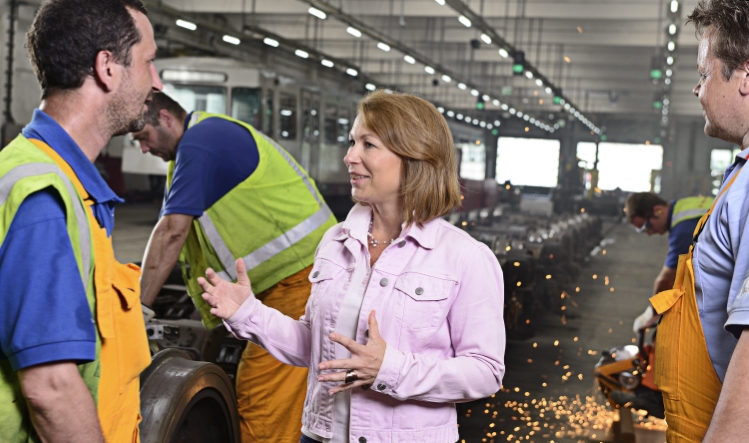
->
<box><xmin>739</xmin><ymin>60</ymin><xmax>749</xmax><ymax>96</ymax></box>
<box><xmin>159</xmin><ymin>109</ymin><xmax>173</xmax><ymax>128</ymax></box>
<box><xmin>93</xmin><ymin>50</ymin><xmax>118</xmax><ymax>92</ymax></box>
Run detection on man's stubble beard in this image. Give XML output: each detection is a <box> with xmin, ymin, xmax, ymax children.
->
<box><xmin>107</xmin><ymin>72</ymin><xmax>150</xmax><ymax>137</ymax></box>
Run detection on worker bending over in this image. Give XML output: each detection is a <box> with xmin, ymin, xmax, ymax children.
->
<box><xmin>135</xmin><ymin>92</ymin><xmax>336</xmax><ymax>443</ymax></box>
<box><xmin>0</xmin><ymin>0</ymin><xmax>162</xmax><ymax>441</ymax></box>
<box><xmin>625</xmin><ymin>192</ymin><xmax>712</xmax><ymax>329</ymax></box>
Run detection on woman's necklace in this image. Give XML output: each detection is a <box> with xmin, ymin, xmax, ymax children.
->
<box><xmin>367</xmin><ymin>216</ymin><xmax>398</xmax><ymax>247</ymax></box>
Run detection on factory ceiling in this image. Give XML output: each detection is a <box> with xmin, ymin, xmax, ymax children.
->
<box><xmin>144</xmin><ymin>0</ymin><xmax>703</xmax><ymax>131</ymax></box>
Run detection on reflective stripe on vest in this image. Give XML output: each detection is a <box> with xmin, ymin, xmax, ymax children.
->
<box><xmin>670</xmin><ymin>196</ymin><xmax>713</xmax><ymax>230</ymax></box>
<box><xmin>186</xmin><ymin>113</ymin><xmax>334</xmax><ymax>282</ymax></box>
<box><xmin>0</xmin><ymin>163</ymin><xmax>91</xmax><ymax>290</ymax></box>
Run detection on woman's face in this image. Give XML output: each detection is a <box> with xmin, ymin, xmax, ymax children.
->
<box><xmin>344</xmin><ymin>116</ymin><xmax>402</xmax><ymax>207</ymax></box>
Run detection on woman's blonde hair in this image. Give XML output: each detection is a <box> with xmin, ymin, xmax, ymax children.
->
<box><xmin>357</xmin><ymin>90</ymin><xmax>461</xmax><ymax>227</ymax></box>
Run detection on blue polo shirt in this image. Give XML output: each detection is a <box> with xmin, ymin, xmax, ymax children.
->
<box><xmin>162</xmin><ymin>113</ymin><xmax>259</xmax><ymax>217</ymax></box>
<box><xmin>694</xmin><ymin>148</ymin><xmax>749</xmax><ymax>381</ymax></box>
<box><xmin>0</xmin><ymin>109</ymin><xmax>122</xmax><ymax>371</ymax></box>
<box><xmin>665</xmin><ymin>200</ymin><xmax>702</xmax><ymax>269</ymax></box>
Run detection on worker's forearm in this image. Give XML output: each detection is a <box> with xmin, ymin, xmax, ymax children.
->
<box><xmin>140</xmin><ymin>215</ymin><xmax>191</xmax><ymax>306</ymax></box>
<box><xmin>704</xmin><ymin>328</ymin><xmax>749</xmax><ymax>442</ymax></box>
<box><xmin>20</xmin><ymin>362</ymin><xmax>104</xmax><ymax>443</ymax></box>
<box><xmin>652</xmin><ymin>266</ymin><xmax>677</xmax><ymax>295</ymax></box>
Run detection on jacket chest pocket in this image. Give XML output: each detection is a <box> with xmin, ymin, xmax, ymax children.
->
<box><xmin>308</xmin><ymin>260</ymin><xmax>345</xmax><ymax>316</ymax></box>
<box><xmin>394</xmin><ymin>273</ymin><xmax>453</xmax><ymax>330</ymax></box>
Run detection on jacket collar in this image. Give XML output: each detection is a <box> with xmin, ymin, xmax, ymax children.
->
<box><xmin>336</xmin><ymin>203</ymin><xmax>437</xmax><ymax>250</ymax></box>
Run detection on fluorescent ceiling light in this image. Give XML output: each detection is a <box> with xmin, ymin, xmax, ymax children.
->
<box><xmin>280</xmin><ymin>109</ymin><xmax>293</xmax><ymax>116</ymax></box>
<box><xmin>321</xmin><ymin>59</ymin><xmax>334</xmax><ymax>68</ymax></box>
<box><xmin>447</xmin><ymin>110</ymin><xmax>455</xmax><ymax>117</ymax></box>
<box><xmin>308</xmin><ymin>7</ymin><xmax>327</xmax><ymax>19</ymax></box>
<box><xmin>499</xmin><ymin>48</ymin><xmax>509</xmax><ymax>58</ymax></box>
<box><xmin>424</xmin><ymin>66</ymin><xmax>435</xmax><ymax>74</ymax></box>
<box><xmin>222</xmin><ymin>35</ymin><xmax>240</xmax><ymax>45</ymax></box>
<box><xmin>509</xmin><ymin>108</ymin><xmax>516</xmax><ymax>114</ymax></box>
<box><xmin>517</xmin><ymin>111</ymin><xmax>524</xmax><ymax>117</ymax></box>
<box><xmin>492</xmin><ymin>99</ymin><xmax>500</xmax><ymax>106</ymax></box>
<box><xmin>346</xmin><ymin>68</ymin><xmax>358</xmax><ymax>76</ymax></box>
<box><xmin>263</xmin><ymin>38</ymin><xmax>279</xmax><ymax>47</ymax></box>
<box><xmin>666</xmin><ymin>69</ymin><xmax>673</xmax><ymax>77</ymax></box>
<box><xmin>377</xmin><ymin>42</ymin><xmax>391</xmax><ymax>52</ymax></box>
<box><xmin>668</xmin><ymin>24</ymin><xmax>677</xmax><ymax>35</ymax></box>
<box><xmin>668</xmin><ymin>41</ymin><xmax>676</xmax><ymax>51</ymax></box>
<box><xmin>671</xmin><ymin>0</ymin><xmax>679</xmax><ymax>13</ymax></box>
<box><xmin>457</xmin><ymin>82</ymin><xmax>467</xmax><ymax>90</ymax></box>
<box><xmin>161</xmin><ymin>70</ymin><xmax>227</xmax><ymax>83</ymax></box>
<box><xmin>480</xmin><ymin>33</ymin><xmax>492</xmax><ymax>44</ymax></box>
<box><xmin>365</xmin><ymin>83</ymin><xmax>376</xmax><ymax>91</ymax></box>
<box><xmin>667</xmin><ymin>56</ymin><xmax>674</xmax><ymax>65</ymax></box>
<box><xmin>470</xmin><ymin>89</ymin><xmax>479</xmax><ymax>97</ymax></box>
<box><xmin>456</xmin><ymin>113</ymin><xmax>463</xmax><ymax>119</ymax></box>
<box><xmin>501</xmin><ymin>104</ymin><xmax>508</xmax><ymax>111</ymax></box>
<box><xmin>482</xmin><ymin>94</ymin><xmax>490</xmax><ymax>101</ymax></box>
<box><xmin>494</xmin><ymin>120</ymin><xmax>501</xmax><ymax>126</ymax></box>
<box><xmin>404</xmin><ymin>55</ymin><xmax>416</xmax><ymax>64</ymax></box>
<box><xmin>295</xmin><ymin>49</ymin><xmax>309</xmax><ymax>59</ymax></box>
<box><xmin>545</xmin><ymin>87</ymin><xmax>552</xmax><ymax>95</ymax></box>
<box><xmin>347</xmin><ymin>27</ymin><xmax>362</xmax><ymax>38</ymax></box>
<box><xmin>176</xmin><ymin>19</ymin><xmax>197</xmax><ymax>31</ymax></box>
<box><xmin>458</xmin><ymin>15</ymin><xmax>471</xmax><ymax>28</ymax></box>
<box><xmin>437</xmin><ymin>107</ymin><xmax>445</xmax><ymax>113</ymax></box>
<box><xmin>535</xmin><ymin>79</ymin><xmax>543</xmax><ymax>87</ymax></box>
<box><xmin>442</xmin><ymin>74</ymin><xmax>451</xmax><ymax>82</ymax></box>
<box><xmin>435</xmin><ymin>0</ymin><xmax>445</xmax><ymax>4</ymax></box>
<box><xmin>525</xmin><ymin>71</ymin><xmax>534</xmax><ymax>79</ymax></box>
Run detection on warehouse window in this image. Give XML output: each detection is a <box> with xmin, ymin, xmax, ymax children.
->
<box><xmin>324</xmin><ymin>104</ymin><xmax>338</xmax><ymax>145</ymax></box>
<box><xmin>496</xmin><ymin>137</ymin><xmax>560</xmax><ymax>187</ymax></box>
<box><xmin>231</xmin><ymin>88</ymin><xmax>262</xmax><ymax>129</ymax></box>
<box><xmin>458</xmin><ymin>140</ymin><xmax>486</xmax><ymax>180</ymax></box>
<box><xmin>577</xmin><ymin>142</ymin><xmax>663</xmax><ymax>192</ymax></box>
<box><xmin>163</xmin><ymin>83</ymin><xmax>226</xmax><ymax>114</ymax></box>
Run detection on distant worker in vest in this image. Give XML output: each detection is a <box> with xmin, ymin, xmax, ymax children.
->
<box><xmin>624</xmin><ymin>192</ymin><xmax>713</xmax><ymax>330</ymax></box>
<box><xmin>652</xmin><ymin>1</ymin><xmax>749</xmax><ymax>441</ymax></box>
<box><xmin>135</xmin><ymin>92</ymin><xmax>336</xmax><ymax>443</ymax></box>
<box><xmin>0</xmin><ymin>0</ymin><xmax>162</xmax><ymax>442</ymax></box>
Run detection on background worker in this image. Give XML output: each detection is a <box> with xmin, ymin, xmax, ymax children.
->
<box><xmin>135</xmin><ymin>92</ymin><xmax>336</xmax><ymax>443</ymax></box>
<box><xmin>0</xmin><ymin>0</ymin><xmax>162</xmax><ymax>441</ymax></box>
<box><xmin>624</xmin><ymin>192</ymin><xmax>713</xmax><ymax>329</ymax></box>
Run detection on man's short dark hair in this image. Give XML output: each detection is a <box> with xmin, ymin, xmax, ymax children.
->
<box><xmin>625</xmin><ymin>192</ymin><xmax>668</xmax><ymax>224</ymax></box>
<box><xmin>687</xmin><ymin>0</ymin><xmax>749</xmax><ymax>80</ymax></box>
<box><xmin>144</xmin><ymin>92</ymin><xmax>188</xmax><ymax>126</ymax></box>
<box><xmin>26</xmin><ymin>0</ymin><xmax>148</xmax><ymax>99</ymax></box>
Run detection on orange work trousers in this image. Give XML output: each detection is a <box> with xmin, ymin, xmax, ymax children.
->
<box><xmin>236</xmin><ymin>265</ymin><xmax>312</xmax><ymax>443</ymax></box>
<box><xmin>651</xmin><ymin>252</ymin><xmax>722</xmax><ymax>442</ymax></box>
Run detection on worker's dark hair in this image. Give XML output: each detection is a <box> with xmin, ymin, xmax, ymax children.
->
<box><xmin>26</xmin><ymin>0</ymin><xmax>148</xmax><ymax>99</ymax></box>
<box><xmin>688</xmin><ymin>0</ymin><xmax>749</xmax><ymax>80</ymax></box>
<box><xmin>144</xmin><ymin>92</ymin><xmax>188</xmax><ymax>126</ymax></box>
<box><xmin>624</xmin><ymin>192</ymin><xmax>668</xmax><ymax>224</ymax></box>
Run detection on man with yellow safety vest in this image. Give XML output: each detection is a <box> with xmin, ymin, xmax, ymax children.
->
<box><xmin>0</xmin><ymin>0</ymin><xmax>162</xmax><ymax>441</ymax></box>
<box><xmin>652</xmin><ymin>1</ymin><xmax>749</xmax><ymax>441</ymax></box>
<box><xmin>624</xmin><ymin>192</ymin><xmax>713</xmax><ymax>329</ymax></box>
<box><xmin>135</xmin><ymin>92</ymin><xmax>336</xmax><ymax>443</ymax></box>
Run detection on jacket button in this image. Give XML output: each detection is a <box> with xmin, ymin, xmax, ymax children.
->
<box><xmin>358</xmin><ymin>438</ymin><xmax>367</xmax><ymax>443</ymax></box>
<box><xmin>415</xmin><ymin>287</ymin><xmax>424</xmax><ymax>295</ymax></box>
<box><xmin>312</xmin><ymin>271</ymin><xmax>319</xmax><ymax>278</ymax></box>
<box><xmin>398</xmin><ymin>240</ymin><xmax>406</xmax><ymax>247</ymax></box>
<box><xmin>377</xmin><ymin>383</ymin><xmax>386</xmax><ymax>390</ymax></box>
<box><xmin>379</xmin><ymin>278</ymin><xmax>388</xmax><ymax>287</ymax></box>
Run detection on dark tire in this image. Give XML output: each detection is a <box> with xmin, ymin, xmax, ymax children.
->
<box><xmin>140</xmin><ymin>349</ymin><xmax>240</xmax><ymax>443</ymax></box>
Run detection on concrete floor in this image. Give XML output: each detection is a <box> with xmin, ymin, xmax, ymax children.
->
<box><xmin>112</xmin><ymin>204</ymin><xmax>669</xmax><ymax>443</ymax></box>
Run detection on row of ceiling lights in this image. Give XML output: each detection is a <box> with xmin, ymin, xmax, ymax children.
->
<box><xmin>654</xmin><ymin>0</ymin><xmax>681</xmax><ymax>129</ymax></box>
<box><xmin>305</xmin><ymin>5</ymin><xmax>560</xmax><ymax>133</ymax></box>
<box><xmin>431</xmin><ymin>0</ymin><xmax>601</xmax><ymax>135</ymax></box>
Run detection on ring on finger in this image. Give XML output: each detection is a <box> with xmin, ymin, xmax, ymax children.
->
<box><xmin>344</xmin><ymin>369</ymin><xmax>358</xmax><ymax>384</ymax></box>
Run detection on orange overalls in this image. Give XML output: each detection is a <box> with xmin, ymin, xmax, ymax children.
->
<box><xmin>32</xmin><ymin>140</ymin><xmax>151</xmax><ymax>443</ymax></box>
<box><xmin>650</xmin><ymin>171</ymin><xmax>742</xmax><ymax>442</ymax></box>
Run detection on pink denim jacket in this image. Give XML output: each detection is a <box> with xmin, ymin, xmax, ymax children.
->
<box><xmin>225</xmin><ymin>204</ymin><xmax>506</xmax><ymax>443</ymax></box>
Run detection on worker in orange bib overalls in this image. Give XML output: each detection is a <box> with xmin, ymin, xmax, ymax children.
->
<box><xmin>651</xmin><ymin>2</ymin><xmax>749</xmax><ymax>441</ymax></box>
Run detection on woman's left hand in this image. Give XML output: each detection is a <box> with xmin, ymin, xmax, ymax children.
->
<box><xmin>318</xmin><ymin>310</ymin><xmax>386</xmax><ymax>395</ymax></box>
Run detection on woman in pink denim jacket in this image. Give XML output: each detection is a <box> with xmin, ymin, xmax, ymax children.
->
<box><xmin>198</xmin><ymin>90</ymin><xmax>506</xmax><ymax>443</ymax></box>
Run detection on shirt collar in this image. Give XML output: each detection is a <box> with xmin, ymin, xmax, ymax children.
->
<box><xmin>337</xmin><ymin>203</ymin><xmax>437</xmax><ymax>249</ymax></box>
<box><xmin>21</xmin><ymin>109</ymin><xmax>124</xmax><ymax>206</ymax></box>
<box><xmin>667</xmin><ymin>200</ymin><xmax>675</xmax><ymax>231</ymax></box>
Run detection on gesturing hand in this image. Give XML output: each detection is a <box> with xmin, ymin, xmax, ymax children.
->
<box><xmin>317</xmin><ymin>310</ymin><xmax>387</xmax><ymax>395</ymax></box>
<box><xmin>198</xmin><ymin>259</ymin><xmax>254</xmax><ymax>319</ymax></box>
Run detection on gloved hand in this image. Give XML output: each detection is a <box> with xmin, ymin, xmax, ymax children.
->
<box><xmin>142</xmin><ymin>303</ymin><xmax>156</xmax><ymax>324</ymax></box>
<box><xmin>633</xmin><ymin>305</ymin><xmax>655</xmax><ymax>333</ymax></box>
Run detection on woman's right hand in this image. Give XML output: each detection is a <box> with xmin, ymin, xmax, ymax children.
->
<box><xmin>198</xmin><ymin>258</ymin><xmax>254</xmax><ymax>320</ymax></box>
